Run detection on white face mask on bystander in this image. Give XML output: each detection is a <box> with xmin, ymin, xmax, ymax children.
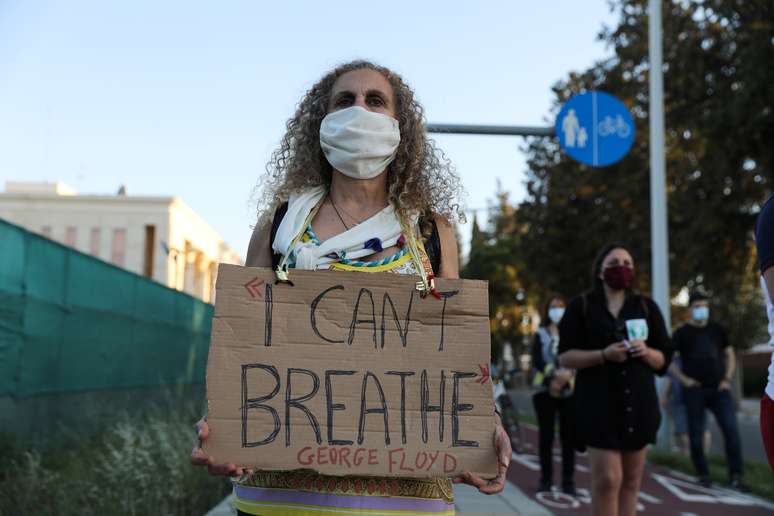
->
<box><xmin>319</xmin><ymin>106</ymin><xmax>400</xmax><ymax>180</ymax></box>
<box><xmin>548</xmin><ymin>307</ymin><xmax>565</xmax><ymax>324</ymax></box>
<box><xmin>692</xmin><ymin>306</ymin><xmax>710</xmax><ymax>322</ymax></box>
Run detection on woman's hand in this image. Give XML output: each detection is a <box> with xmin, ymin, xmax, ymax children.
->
<box><xmin>190</xmin><ymin>417</ymin><xmax>248</xmax><ymax>476</ymax></box>
<box><xmin>603</xmin><ymin>342</ymin><xmax>629</xmax><ymax>363</ymax></box>
<box><xmin>681</xmin><ymin>376</ymin><xmax>701</xmax><ymax>388</ymax></box>
<box><xmin>453</xmin><ymin>415</ymin><xmax>511</xmax><ymax>494</ymax></box>
<box><xmin>549</xmin><ymin>369</ymin><xmax>573</xmax><ymax>397</ymax></box>
<box><xmin>554</xmin><ymin>369</ymin><xmax>573</xmax><ymax>383</ymax></box>
<box><xmin>628</xmin><ymin>339</ymin><xmax>648</xmax><ymax>358</ymax></box>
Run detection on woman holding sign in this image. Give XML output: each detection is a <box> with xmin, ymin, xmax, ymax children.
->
<box><xmin>191</xmin><ymin>60</ymin><xmax>511</xmax><ymax>515</ymax></box>
<box><xmin>558</xmin><ymin>243</ymin><xmax>672</xmax><ymax>516</ymax></box>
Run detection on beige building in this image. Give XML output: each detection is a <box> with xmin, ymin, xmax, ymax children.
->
<box><xmin>0</xmin><ymin>181</ymin><xmax>241</xmax><ymax>303</ymax></box>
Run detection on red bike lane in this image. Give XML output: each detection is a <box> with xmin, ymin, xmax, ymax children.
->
<box><xmin>506</xmin><ymin>424</ymin><xmax>774</xmax><ymax>515</ymax></box>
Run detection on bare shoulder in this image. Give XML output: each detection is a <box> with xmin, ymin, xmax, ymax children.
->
<box><xmin>429</xmin><ymin>213</ymin><xmax>459</xmax><ymax>279</ymax></box>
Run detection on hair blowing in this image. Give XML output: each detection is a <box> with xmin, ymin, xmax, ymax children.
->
<box><xmin>251</xmin><ymin>60</ymin><xmax>465</xmax><ymax>229</ymax></box>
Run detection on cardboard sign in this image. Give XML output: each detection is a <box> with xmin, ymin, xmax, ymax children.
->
<box><xmin>204</xmin><ymin>264</ymin><xmax>496</xmax><ymax>478</ymax></box>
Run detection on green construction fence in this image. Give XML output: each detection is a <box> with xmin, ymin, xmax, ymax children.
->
<box><xmin>0</xmin><ymin>218</ymin><xmax>214</xmax><ymax>444</ymax></box>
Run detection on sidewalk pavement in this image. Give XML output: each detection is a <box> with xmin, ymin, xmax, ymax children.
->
<box><xmin>452</xmin><ymin>483</ymin><xmax>551</xmax><ymax>515</ymax></box>
<box><xmin>205</xmin><ymin>483</ymin><xmax>552</xmax><ymax>516</ymax></box>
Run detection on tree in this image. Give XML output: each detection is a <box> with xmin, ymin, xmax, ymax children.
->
<box><xmin>476</xmin><ymin>0</ymin><xmax>773</xmax><ymax>349</ymax></box>
<box><xmin>463</xmin><ymin>187</ymin><xmax>536</xmax><ymax>362</ymax></box>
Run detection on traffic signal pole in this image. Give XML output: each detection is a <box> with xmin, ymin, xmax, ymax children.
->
<box><xmin>426</xmin><ymin>124</ymin><xmax>552</xmax><ymax>137</ymax></box>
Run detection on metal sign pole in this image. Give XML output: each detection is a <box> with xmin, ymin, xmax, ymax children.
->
<box><xmin>426</xmin><ymin>123</ymin><xmax>553</xmax><ymax>137</ymax></box>
<box><xmin>648</xmin><ymin>0</ymin><xmax>671</xmax><ymax>328</ymax></box>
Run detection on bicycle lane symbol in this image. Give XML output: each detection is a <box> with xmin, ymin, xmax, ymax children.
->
<box><xmin>651</xmin><ymin>472</ymin><xmax>774</xmax><ymax>510</ymax></box>
<box><xmin>510</xmin><ymin>452</ymin><xmax>659</xmax><ymax>512</ymax></box>
<box><xmin>507</xmin><ymin>425</ymin><xmax>774</xmax><ymax>514</ymax></box>
<box><xmin>597</xmin><ymin>114</ymin><xmax>631</xmax><ymax>138</ymax></box>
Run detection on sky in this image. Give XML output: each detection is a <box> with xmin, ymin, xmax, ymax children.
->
<box><xmin>0</xmin><ymin>1</ymin><xmax>619</xmax><ymax>260</ymax></box>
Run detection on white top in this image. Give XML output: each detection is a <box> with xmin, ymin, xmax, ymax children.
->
<box><xmin>761</xmin><ymin>276</ymin><xmax>774</xmax><ymax>399</ymax></box>
<box><xmin>271</xmin><ymin>186</ymin><xmax>403</xmax><ymax>270</ymax></box>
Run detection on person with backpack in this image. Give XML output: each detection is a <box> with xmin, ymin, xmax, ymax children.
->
<box><xmin>558</xmin><ymin>243</ymin><xmax>672</xmax><ymax>516</ymax></box>
<box><xmin>531</xmin><ymin>295</ymin><xmax>576</xmax><ymax>495</ymax></box>
<box><xmin>190</xmin><ymin>60</ymin><xmax>511</xmax><ymax>515</ymax></box>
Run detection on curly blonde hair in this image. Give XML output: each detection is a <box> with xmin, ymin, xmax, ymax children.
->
<box><xmin>253</xmin><ymin>60</ymin><xmax>465</xmax><ymax>229</ymax></box>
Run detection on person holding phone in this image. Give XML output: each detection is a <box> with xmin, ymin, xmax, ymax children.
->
<box><xmin>558</xmin><ymin>243</ymin><xmax>672</xmax><ymax>516</ymax></box>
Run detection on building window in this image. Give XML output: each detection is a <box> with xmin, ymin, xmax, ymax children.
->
<box><xmin>143</xmin><ymin>225</ymin><xmax>156</xmax><ymax>278</ymax></box>
<box><xmin>65</xmin><ymin>227</ymin><xmax>77</xmax><ymax>247</ymax></box>
<box><xmin>111</xmin><ymin>228</ymin><xmax>126</xmax><ymax>266</ymax></box>
<box><xmin>90</xmin><ymin>228</ymin><xmax>101</xmax><ymax>257</ymax></box>
<box><xmin>40</xmin><ymin>226</ymin><xmax>52</xmax><ymax>238</ymax></box>
<box><xmin>182</xmin><ymin>240</ymin><xmax>193</xmax><ymax>293</ymax></box>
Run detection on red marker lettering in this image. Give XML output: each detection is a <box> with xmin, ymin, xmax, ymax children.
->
<box><xmin>443</xmin><ymin>453</ymin><xmax>457</xmax><ymax>473</ymax></box>
<box><xmin>339</xmin><ymin>447</ymin><xmax>352</xmax><ymax>468</ymax></box>
<box><xmin>354</xmin><ymin>447</ymin><xmax>366</xmax><ymax>466</ymax></box>
<box><xmin>329</xmin><ymin>447</ymin><xmax>338</xmax><ymax>465</ymax></box>
<box><xmin>399</xmin><ymin>450</ymin><xmax>414</xmax><ymax>472</ymax></box>
<box><xmin>297</xmin><ymin>446</ymin><xmax>313</xmax><ymax>466</ymax></box>
<box><xmin>317</xmin><ymin>446</ymin><xmax>329</xmax><ymax>465</ymax></box>
<box><xmin>387</xmin><ymin>448</ymin><xmax>404</xmax><ymax>473</ymax></box>
<box><xmin>426</xmin><ymin>450</ymin><xmax>440</xmax><ymax>471</ymax></box>
<box><xmin>415</xmin><ymin>451</ymin><xmax>428</xmax><ymax>470</ymax></box>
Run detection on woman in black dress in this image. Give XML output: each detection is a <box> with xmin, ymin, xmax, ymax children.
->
<box><xmin>558</xmin><ymin>243</ymin><xmax>671</xmax><ymax>516</ymax></box>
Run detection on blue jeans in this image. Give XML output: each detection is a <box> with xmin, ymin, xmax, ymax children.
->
<box><xmin>683</xmin><ymin>387</ymin><xmax>743</xmax><ymax>478</ymax></box>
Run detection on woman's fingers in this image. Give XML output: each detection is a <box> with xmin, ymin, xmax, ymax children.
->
<box><xmin>482</xmin><ymin>427</ymin><xmax>511</xmax><ymax>495</ymax></box>
<box><xmin>207</xmin><ymin>463</ymin><xmax>235</xmax><ymax>476</ymax></box>
<box><xmin>629</xmin><ymin>340</ymin><xmax>648</xmax><ymax>357</ymax></box>
<box><xmin>196</xmin><ymin>418</ymin><xmax>210</xmax><ymax>440</ymax></box>
<box><xmin>190</xmin><ymin>446</ymin><xmax>211</xmax><ymax>466</ymax></box>
<box><xmin>192</xmin><ymin>415</ymin><xmax>243</xmax><ymax>476</ymax></box>
<box><xmin>494</xmin><ymin>425</ymin><xmax>512</xmax><ymax>466</ymax></box>
<box><xmin>456</xmin><ymin>427</ymin><xmax>512</xmax><ymax>495</ymax></box>
<box><xmin>466</xmin><ymin>467</ymin><xmax>507</xmax><ymax>494</ymax></box>
<box><xmin>478</xmin><ymin>464</ymin><xmax>507</xmax><ymax>494</ymax></box>
<box><xmin>462</xmin><ymin>471</ymin><xmax>489</xmax><ymax>488</ymax></box>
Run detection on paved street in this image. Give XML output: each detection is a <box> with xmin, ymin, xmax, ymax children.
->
<box><xmin>510</xmin><ymin>424</ymin><xmax>774</xmax><ymax>515</ymax></box>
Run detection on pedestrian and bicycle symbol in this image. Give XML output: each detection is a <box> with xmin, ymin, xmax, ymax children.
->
<box><xmin>555</xmin><ymin>91</ymin><xmax>635</xmax><ymax>167</ymax></box>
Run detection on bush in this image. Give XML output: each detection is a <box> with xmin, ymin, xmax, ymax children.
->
<box><xmin>0</xmin><ymin>406</ymin><xmax>230</xmax><ymax>516</ymax></box>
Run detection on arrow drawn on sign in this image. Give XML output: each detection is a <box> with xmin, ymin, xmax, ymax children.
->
<box><xmin>244</xmin><ymin>277</ymin><xmax>265</xmax><ymax>299</ymax></box>
<box><xmin>476</xmin><ymin>364</ymin><xmax>490</xmax><ymax>384</ymax></box>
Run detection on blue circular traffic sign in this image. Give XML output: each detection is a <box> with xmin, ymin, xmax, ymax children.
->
<box><xmin>555</xmin><ymin>91</ymin><xmax>635</xmax><ymax>167</ymax></box>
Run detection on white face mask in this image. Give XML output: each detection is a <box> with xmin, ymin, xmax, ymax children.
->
<box><xmin>692</xmin><ymin>306</ymin><xmax>709</xmax><ymax>322</ymax></box>
<box><xmin>319</xmin><ymin>106</ymin><xmax>400</xmax><ymax>180</ymax></box>
<box><xmin>548</xmin><ymin>307</ymin><xmax>565</xmax><ymax>324</ymax></box>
